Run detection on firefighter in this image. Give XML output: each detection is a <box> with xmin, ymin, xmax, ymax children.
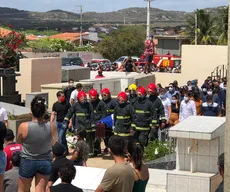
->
<box><xmin>147</xmin><ymin>83</ymin><xmax>166</xmax><ymax>141</ymax></box>
<box><xmin>114</xmin><ymin>92</ymin><xmax>134</xmax><ymax>143</ymax></box>
<box><xmin>132</xmin><ymin>86</ymin><xmax>155</xmax><ymax>147</ymax></box>
<box><xmin>128</xmin><ymin>83</ymin><xmax>138</xmax><ymax>105</ymax></box>
<box><xmin>88</xmin><ymin>89</ymin><xmax>106</xmax><ymax>155</ymax></box>
<box><xmin>64</xmin><ymin>91</ymin><xmax>94</xmax><ymax>155</ymax></box>
<box><xmin>101</xmin><ymin>88</ymin><xmax>117</xmax><ymax>152</ymax></box>
<box><xmin>101</xmin><ymin>88</ymin><xmax>117</xmax><ymax>116</ymax></box>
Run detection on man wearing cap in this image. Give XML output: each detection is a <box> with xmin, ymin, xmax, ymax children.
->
<box><xmin>127</xmin><ymin>84</ymin><xmax>138</xmax><ymax>106</ymax></box>
<box><xmin>101</xmin><ymin>88</ymin><xmax>117</xmax><ymax>153</ymax></box>
<box><xmin>132</xmin><ymin>86</ymin><xmax>155</xmax><ymax>147</ymax></box>
<box><xmin>89</xmin><ymin>89</ymin><xmax>106</xmax><ymax>156</ymax></box>
<box><xmin>114</xmin><ymin>92</ymin><xmax>134</xmax><ymax>142</ymax></box>
<box><xmin>64</xmin><ymin>91</ymin><xmax>94</xmax><ymax>154</ymax></box>
<box><xmin>47</xmin><ymin>142</ymin><xmax>74</xmax><ymax>189</ymax></box>
<box><xmin>4</xmin><ymin>129</ymin><xmax>22</xmax><ymax>171</ymax></box>
<box><xmin>147</xmin><ymin>83</ymin><xmax>166</xmax><ymax>141</ymax></box>
<box><xmin>144</xmin><ymin>34</ymin><xmax>154</xmax><ymax>74</ymax></box>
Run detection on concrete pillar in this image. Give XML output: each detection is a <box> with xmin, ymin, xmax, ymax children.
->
<box><xmin>224</xmin><ymin>3</ymin><xmax>230</xmax><ymax>192</ymax></box>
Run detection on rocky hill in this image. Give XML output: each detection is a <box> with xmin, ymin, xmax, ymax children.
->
<box><xmin>0</xmin><ymin>6</ymin><xmax>226</xmax><ymax>29</ymax></box>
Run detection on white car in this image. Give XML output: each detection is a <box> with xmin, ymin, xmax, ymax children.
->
<box><xmin>114</xmin><ymin>56</ymin><xmax>139</xmax><ymax>68</ymax></box>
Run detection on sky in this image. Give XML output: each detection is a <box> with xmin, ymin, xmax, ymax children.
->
<box><xmin>0</xmin><ymin>0</ymin><xmax>228</xmax><ymax>13</ymax></box>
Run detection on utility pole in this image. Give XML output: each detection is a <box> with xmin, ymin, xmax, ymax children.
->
<box><xmin>224</xmin><ymin>2</ymin><xmax>230</xmax><ymax>191</ymax></box>
<box><xmin>195</xmin><ymin>13</ymin><xmax>198</xmax><ymax>45</ymax></box>
<box><xmin>145</xmin><ymin>0</ymin><xmax>153</xmax><ymax>39</ymax></box>
<box><xmin>75</xmin><ymin>5</ymin><xmax>83</xmax><ymax>46</ymax></box>
<box><xmin>80</xmin><ymin>5</ymin><xmax>83</xmax><ymax>46</ymax></box>
<box><xmin>124</xmin><ymin>17</ymin><xmax>126</xmax><ymax>25</ymax></box>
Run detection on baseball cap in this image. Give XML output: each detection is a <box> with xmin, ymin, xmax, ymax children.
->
<box><xmin>52</xmin><ymin>142</ymin><xmax>65</xmax><ymax>156</ymax></box>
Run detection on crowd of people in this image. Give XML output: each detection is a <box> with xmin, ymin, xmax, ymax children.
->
<box><xmin>0</xmin><ymin>74</ymin><xmax>227</xmax><ymax>192</ymax></box>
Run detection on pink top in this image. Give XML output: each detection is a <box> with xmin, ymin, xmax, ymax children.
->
<box><xmin>95</xmin><ymin>75</ymin><xmax>105</xmax><ymax>79</ymax></box>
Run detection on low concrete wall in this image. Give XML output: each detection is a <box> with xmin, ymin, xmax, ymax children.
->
<box><xmin>17</xmin><ymin>57</ymin><xmax>62</xmax><ymax>101</ymax></box>
<box><xmin>1</xmin><ymin>102</ymin><xmax>30</xmax><ymax>116</ymax></box>
<box><xmin>80</xmin><ymin>77</ymin><xmax>124</xmax><ymax>95</ymax></box>
<box><xmin>62</xmin><ymin>66</ymin><xmax>90</xmax><ymax>82</ymax></box>
<box><xmin>41</xmin><ymin>82</ymin><xmax>94</xmax><ymax>109</ymax></box>
<box><xmin>90</xmin><ymin>71</ymin><xmax>142</xmax><ymax>79</ymax></box>
<box><xmin>41</xmin><ymin>72</ymin><xmax>154</xmax><ymax>108</ymax></box>
<box><xmin>22</xmin><ymin>51</ymin><xmax>103</xmax><ymax>64</ymax></box>
<box><xmin>135</xmin><ymin>74</ymin><xmax>155</xmax><ymax>88</ymax></box>
<box><xmin>81</xmin><ymin>73</ymin><xmax>154</xmax><ymax>94</ymax></box>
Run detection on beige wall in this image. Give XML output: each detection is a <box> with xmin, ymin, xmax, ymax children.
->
<box><xmin>41</xmin><ymin>82</ymin><xmax>94</xmax><ymax>109</ymax></box>
<box><xmin>155</xmin><ymin>45</ymin><xmax>228</xmax><ymax>87</ymax></box>
<box><xmin>22</xmin><ymin>51</ymin><xmax>103</xmax><ymax>64</ymax></box>
<box><xmin>17</xmin><ymin>58</ymin><xmax>62</xmax><ymax>101</ymax></box>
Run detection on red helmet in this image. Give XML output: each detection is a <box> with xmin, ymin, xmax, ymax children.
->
<box><xmin>89</xmin><ymin>89</ymin><xmax>98</xmax><ymax>99</ymax></box>
<box><xmin>117</xmin><ymin>91</ymin><xmax>128</xmax><ymax>101</ymax></box>
<box><xmin>137</xmin><ymin>86</ymin><xmax>146</xmax><ymax>95</ymax></box>
<box><xmin>77</xmin><ymin>91</ymin><xmax>87</xmax><ymax>100</ymax></box>
<box><xmin>101</xmin><ymin>88</ymin><xmax>110</xmax><ymax>95</ymax></box>
<box><xmin>147</xmin><ymin>83</ymin><xmax>156</xmax><ymax>92</ymax></box>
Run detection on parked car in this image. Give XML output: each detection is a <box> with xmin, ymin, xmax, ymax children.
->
<box><xmin>90</xmin><ymin>63</ymin><xmax>100</xmax><ymax>71</ymax></box>
<box><xmin>114</xmin><ymin>56</ymin><xmax>140</xmax><ymax>68</ymax></box>
<box><xmin>91</xmin><ymin>59</ymin><xmax>111</xmax><ymax>64</ymax></box>
<box><xmin>89</xmin><ymin>59</ymin><xmax>112</xmax><ymax>71</ymax></box>
<box><xmin>62</xmin><ymin>57</ymin><xmax>84</xmax><ymax>67</ymax></box>
<box><xmin>102</xmin><ymin>63</ymin><xmax>113</xmax><ymax>71</ymax></box>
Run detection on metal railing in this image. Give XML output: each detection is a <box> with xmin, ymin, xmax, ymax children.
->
<box><xmin>211</xmin><ymin>65</ymin><xmax>228</xmax><ymax>80</ymax></box>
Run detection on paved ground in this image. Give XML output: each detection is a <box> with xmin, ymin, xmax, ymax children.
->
<box><xmin>87</xmin><ymin>157</ymin><xmax>114</xmax><ymax>169</ymax></box>
<box><xmin>30</xmin><ymin>149</ymin><xmax>168</xmax><ymax>192</ymax></box>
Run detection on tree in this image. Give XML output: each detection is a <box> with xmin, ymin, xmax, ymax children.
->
<box><xmin>185</xmin><ymin>9</ymin><xmax>216</xmax><ymax>45</ymax></box>
<box><xmin>27</xmin><ymin>38</ymin><xmax>75</xmax><ymax>52</ymax></box>
<box><xmin>215</xmin><ymin>7</ymin><xmax>228</xmax><ymax>45</ymax></box>
<box><xmin>0</xmin><ymin>31</ymin><xmax>26</xmax><ymax>69</ymax></box>
<box><xmin>96</xmin><ymin>26</ymin><xmax>145</xmax><ymax>61</ymax></box>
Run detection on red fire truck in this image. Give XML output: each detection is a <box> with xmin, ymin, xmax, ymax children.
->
<box><xmin>137</xmin><ymin>54</ymin><xmax>181</xmax><ymax>69</ymax></box>
<box><xmin>153</xmin><ymin>54</ymin><xmax>181</xmax><ymax>68</ymax></box>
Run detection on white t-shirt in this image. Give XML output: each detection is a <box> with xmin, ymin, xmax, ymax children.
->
<box><xmin>160</xmin><ymin>97</ymin><xmax>171</xmax><ymax>120</ymax></box>
<box><xmin>69</xmin><ymin>89</ymin><xmax>79</xmax><ymax>105</ymax></box>
<box><xmin>0</xmin><ymin>107</ymin><xmax>8</xmax><ymax>122</ymax></box>
<box><xmin>179</xmin><ymin>100</ymin><xmax>197</xmax><ymax>122</ymax></box>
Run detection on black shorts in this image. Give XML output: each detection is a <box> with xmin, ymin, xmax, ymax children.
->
<box><xmin>146</xmin><ymin>54</ymin><xmax>153</xmax><ymax>63</ymax></box>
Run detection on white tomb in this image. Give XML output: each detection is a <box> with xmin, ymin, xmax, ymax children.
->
<box><xmin>167</xmin><ymin>116</ymin><xmax>225</xmax><ymax>192</ymax></box>
<box><xmin>54</xmin><ymin>166</ymin><xmax>106</xmax><ymax>192</ymax></box>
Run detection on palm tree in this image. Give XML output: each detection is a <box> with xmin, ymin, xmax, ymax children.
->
<box><xmin>184</xmin><ymin>9</ymin><xmax>216</xmax><ymax>45</ymax></box>
<box><xmin>215</xmin><ymin>7</ymin><xmax>228</xmax><ymax>45</ymax></box>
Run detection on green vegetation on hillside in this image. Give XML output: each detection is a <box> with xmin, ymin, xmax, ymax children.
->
<box><xmin>184</xmin><ymin>7</ymin><xmax>228</xmax><ymax>45</ymax></box>
<box><xmin>27</xmin><ymin>38</ymin><xmax>94</xmax><ymax>52</ymax></box>
<box><xmin>96</xmin><ymin>26</ymin><xmax>145</xmax><ymax>61</ymax></box>
<box><xmin>23</xmin><ymin>30</ymin><xmax>59</xmax><ymax>36</ymax></box>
